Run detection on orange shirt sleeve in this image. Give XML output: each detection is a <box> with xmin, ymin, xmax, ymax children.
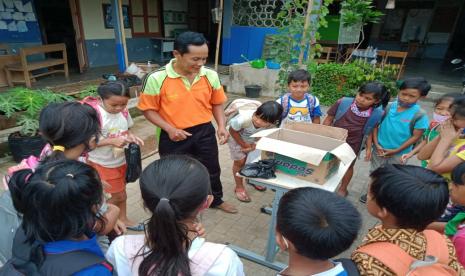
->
<box><xmin>211</xmin><ymin>86</ymin><xmax>227</xmax><ymax>105</ymax></box>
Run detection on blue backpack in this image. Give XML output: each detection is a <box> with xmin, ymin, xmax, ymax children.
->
<box><xmin>280</xmin><ymin>93</ymin><xmax>316</xmax><ymax>120</ymax></box>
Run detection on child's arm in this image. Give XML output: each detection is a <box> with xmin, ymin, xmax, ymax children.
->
<box><xmin>322</xmin><ymin>115</ymin><xmax>334</xmax><ymax>126</ymax></box>
<box><xmin>97</xmin><ymin>136</ymin><xmax>129</xmax><ymax>148</ymax></box>
<box><xmin>372</xmin><ymin>127</ymin><xmax>385</xmax><ymax>156</ymax></box>
<box><xmin>229</xmin><ymin>127</ymin><xmax>254</xmax><ymax>152</ymax></box>
<box><xmin>383</xmin><ymin>129</ymin><xmax>424</xmax><ymax>157</ymax></box>
<box><xmin>426</xmin><ymin>221</ymin><xmax>446</xmax><ymax>233</ymax></box>
<box><xmin>126</xmin><ymin>131</ymin><xmax>145</xmax><ymax>146</ymax></box>
<box><xmin>365</xmin><ymin>133</ymin><xmax>373</xmax><ymax>161</ymax></box>
<box><xmin>401</xmin><ymin>139</ymin><xmax>426</xmax><ymax>163</ymax></box>
<box><xmin>417</xmin><ymin>136</ymin><xmax>440</xmax><ymax>160</ymax></box>
<box><xmin>312</xmin><ymin>116</ymin><xmax>321</xmax><ymax>124</ymax></box>
<box><xmin>427</xmin><ymin>120</ymin><xmax>463</xmax><ymax>173</ymax></box>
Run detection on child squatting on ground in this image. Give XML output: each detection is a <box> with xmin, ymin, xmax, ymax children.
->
<box><xmin>227</xmin><ymin>101</ymin><xmax>283</xmax><ymax>202</ymax></box>
<box><xmin>86</xmin><ymin>81</ymin><xmax>145</xmax><ymax>231</ymax></box>
<box><xmin>352</xmin><ymin>164</ymin><xmax>464</xmax><ymax>274</ymax></box>
<box><xmin>276</xmin><ymin>187</ymin><xmax>361</xmax><ymax>276</ymax></box>
<box><xmin>360</xmin><ymin>77</ymin><xmax>431</xmax><ymax>203</ymax></box>
<box><xmin>323</xmin><ymin>81</ymin><xmax>390</xmax><ymax>197</ymax></box>
<box><xmin>277</xmin><ymin>69</ymin><xmax>322</xmax><ymax>125</ymax></box>
<box><xmin>106</xmin><ymin>155</ymin><xmax>245</xmax><ymax>276</ymax></box>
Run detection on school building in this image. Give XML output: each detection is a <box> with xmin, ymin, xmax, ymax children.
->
<box><xmin>0</xmin><ymin>0</ymin><xmax>464</xmax><ymax>85</ymax></box>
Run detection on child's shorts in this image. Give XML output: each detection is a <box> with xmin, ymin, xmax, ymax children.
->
<box><xmin>370</xmin><ymin>152</ymin><xmax>402</xmax><ymax>173</ymax></box>
<box><xmin>88</xmin><ymin>161</ymin><xmax>127</xmax><ymax>194</ymax></box>
<box><xmin>227</xmin><ymin>138</ymin><xmax>247</xmax><ymax>161</ymax></box>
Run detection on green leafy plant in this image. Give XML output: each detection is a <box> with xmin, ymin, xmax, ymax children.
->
<box><xmin>312</xmin><ymin>60</ymin><xmax>399</xmax><ymax>105</ymax></box>
<box><xmin>76</xmin><ymin>85</ymin><xmax>98</xmax><ymax>99</ymax></box>
<box><xmin>270</xmin><ymin>0</ymin><xmax>334</xmax><ymax>90</ymax></box>
<box><xmin>341</xmin><ymin>0</ymin><xmax>383</xmax><ymax>63</ymax></box>
<box><xmin>0</xmin><ymin>88</ymin><xmax>73</xmax><ymax>136</ymax></box>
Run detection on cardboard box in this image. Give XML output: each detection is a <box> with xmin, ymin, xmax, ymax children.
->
<box><xmin>252</xmin><ymin>126</ymin><xmax>355</xmax><ymax>185</ymax></box>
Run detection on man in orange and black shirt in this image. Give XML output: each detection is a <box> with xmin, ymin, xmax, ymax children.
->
<box><xmin>138</xmin><ymin>31</ymin><xmax>237</xmax><ymax>213</ymax></box>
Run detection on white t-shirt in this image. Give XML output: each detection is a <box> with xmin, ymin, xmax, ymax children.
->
<box><xmin>278</xmin><ymin>262</ymin><xmax>346</xmax><ymax>276</ymax></box>
<box><xmin>229</xmin><ymin>110</ymin><xmax>263</xmax><ymax>144</ymax></box>
<box><xmin>276</xmin><ymin>95</ymin><xmax>321</xmax><ymax>124</ymax></box>
<box><xmin>88</xmin><ymin>105</ymin><xmax>134</xmax><ymax>168</ymax></box>
<box><xmin>106</xmin><ymin>235</ymin><xmax>245</xmax><ymax>276</ymax></box>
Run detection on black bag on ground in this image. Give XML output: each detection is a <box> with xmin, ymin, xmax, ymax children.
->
<box><xmin>125</xmin><ymin>143</ymin><xmax>142</xmax><ymax>183</ymax></box>
<box><xmin>239</xmin><ymin>159</ymin><xmax>276</xmax><ymax>179</ymax></box>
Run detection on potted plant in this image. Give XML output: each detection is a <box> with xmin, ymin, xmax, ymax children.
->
<box><xmin>0</xmin><ymin>87</ymin><xmax>73</xmax><ymax>162</ymax></box>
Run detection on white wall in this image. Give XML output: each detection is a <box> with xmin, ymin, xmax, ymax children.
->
<box><xmin>79</xmin><ymin>0</ymin><xmax>132</xmax><ymax>40</ymax></box>
<box><xmin>163</xmin><ymin>0</ymin><xmax>188</xmax><ymax>37</ymax></box>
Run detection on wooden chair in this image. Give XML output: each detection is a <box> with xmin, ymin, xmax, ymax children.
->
<box><xmin>384</xmin><ymin>50</ymin><xmax>408</xmax><ymax>80</ymax></box>
<box><xmin>5</xmin><ymin>43</ymin><xmax>69</xmax><ymax>88</ymax></box>
<box><xmin>315</xmin><ymin>47</ymin><xmax>332</xmax><ymax>64</ymax></box>
<box><xmin>0</xmin><ymin>44</ymin><xmax>11</xmax><ymax>55</ymax></box>
<box><xmin>376</xmin><ymin>50</ymin><xmax>387</xmax><ymax>66</ymax></box>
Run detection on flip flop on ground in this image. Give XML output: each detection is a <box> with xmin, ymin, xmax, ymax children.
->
<box><xmin>127</xmin><ymin>222</ymin><xmax>145</xmax><ymax>231</ymax></box>
<box><xmin>249</xmin><ymin>183</ymin><xmax>267</xmax><ymax>191</ymax></box>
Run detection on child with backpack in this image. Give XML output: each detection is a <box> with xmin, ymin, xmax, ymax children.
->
<box><xmin>323</xmin><ymin>82</ymin><xmax>389</xmax><ymax>197</ymax></box>
<box><xmin>446</xmin><ymin>163</ymin><xmax>465</xmax><ymax>266</ymax></box>
<box><xmin>276</xmin><ymin>187</ymin><xmax>362</xmax><ymax>276</ymax></box>
<box><xmin>2</xmin><ymin>160</ymin><xmax>113</xmax><ymax>275</ymax></box>
<box><xmin>228</xmin><ymin>101</ymin><xmax>283</xmax><ymax>201</ymax></box>
<box><xmin>359</xmin><ymin>77</ymin><xmax>431</xmax><ymax>203</ymax></box>
<box><xmin>84</xmin><ymin>81</ymin><xmax>144</xmax><ymax>231</ymax></box>
<box><xmin>0</xmin><ymin>102</ymin><xmax>122</xmax><ymax>265</ymax></box>
<box><xmin>352</xmin><ymin>164</ymin><xmax>464</xmax><ymax>275</ymax></box>
<box><xmin>106</xmin><ymin>155</ymin><xmax>245</xmax><ymax>276</ymax></box>
<box><xmin>402</xmin><ymin>93</ymin><xmax>460</xmax><ymax>166</ymax></box>
<box><xmin>277</xmin><ymin>69</ymin><xmax>322</xmax><ymax>125</ymax></box>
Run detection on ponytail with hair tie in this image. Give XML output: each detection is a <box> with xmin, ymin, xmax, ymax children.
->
<box><xmin>52</xmin><ymin>145</ymin><xmax>65</xmax><ymax>152</ymax></box>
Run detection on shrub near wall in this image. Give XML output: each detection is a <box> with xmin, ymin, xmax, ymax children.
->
<box><xmin>312</xmin><ymin>60</ymin><xmax>399</xmax><ymax>106</ymax></box>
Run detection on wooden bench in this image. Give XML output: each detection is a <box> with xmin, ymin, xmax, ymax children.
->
<box><xmin>5</xmin><ymin>43</ymin><xmax>69</xmax><ymax>88</ymax></box>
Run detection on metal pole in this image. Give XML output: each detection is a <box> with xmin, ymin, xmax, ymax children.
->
<box><xmin>214</xmin><ymin>0</ymin><xmax>224</xmax><ymax>71</ymax></box>
<box><xmin>112</xmin><ymin>0</ymin><xmax>127</xmax><ymax>72</ymax></box>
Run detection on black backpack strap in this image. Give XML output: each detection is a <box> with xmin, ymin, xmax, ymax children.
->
<box><xmin>40</xmin><ymin>250</ymin><xmax>113</xmax><ymax>276</ymax></box>
<box><xmin>334</xmin><ymin>258</ymin><xmax>360</xmax><ymax>276</ymax></box>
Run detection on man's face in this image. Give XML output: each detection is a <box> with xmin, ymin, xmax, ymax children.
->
<box><xmin>173</xmin><ymin>44</ymin><xmax>209</xmax><ymax>75</ymax></box>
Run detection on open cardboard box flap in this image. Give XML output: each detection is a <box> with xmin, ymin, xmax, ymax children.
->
<box><xmin>252</xmin><ymin>128</ymin><xmax>356</xmax><ymax>165</ymax></box>
<box><xmin>283</xmin><ymin>121</ymin><xmax>348</xmax><ymax>141</ymax></box>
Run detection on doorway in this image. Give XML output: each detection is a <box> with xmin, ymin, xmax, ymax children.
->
<box><xmin>188</xmin><ymin>0</ymin><xmax>218</xmax><ymax>61</ymax></box>
<box><xmin>34</xmin><ymin>0</ymin><xmax>87</xmax><ymax>72</ymax></box>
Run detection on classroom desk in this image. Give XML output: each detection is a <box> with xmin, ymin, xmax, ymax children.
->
<box><xmin>229</xmin><ymin>161</ymin><xmax>349</xmax><ymax>271</ymax></box>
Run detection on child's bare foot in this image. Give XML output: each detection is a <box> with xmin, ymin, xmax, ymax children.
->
<box><xmin>235</xmin><ymin>188</ymin><xmax>251</xmax><ymax>202</ymax></box>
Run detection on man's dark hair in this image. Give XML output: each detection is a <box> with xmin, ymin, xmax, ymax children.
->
<box><xmin>287</xmin><ymin>69</ymin><xmax>311</xmax><ymax>84</ymax></box>
<box><xmin>399</xmin><ymin>77</ymin><xmax>431</xmax><ymax>96</ymax></box>
<box><xmin>370</xmin><ymin>164</ymin><xmax>449</xmax><ymax>231</ymax></box>
<box><xmin>277</xmin><ymin>187</ymin><xmax>361</xmax><ymax>260</ymax></box>
<box><xmin>174</xmin><ymin>31</ymin><xmax>208</xmax><ymax>55</ymax></box>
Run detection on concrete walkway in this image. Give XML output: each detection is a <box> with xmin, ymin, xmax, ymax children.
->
<box><xmin>122</xmin><ymin>97</ymin><xmax>432</xmax><ymax>275</ymax></box>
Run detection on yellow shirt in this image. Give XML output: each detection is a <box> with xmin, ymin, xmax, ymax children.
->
<box><xmin>442</xmin><ymin>137</ymin><xmax>465</xmax><ymax>181</ymax></box>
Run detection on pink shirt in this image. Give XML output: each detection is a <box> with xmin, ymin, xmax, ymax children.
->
<box><xmin>453</xmin><ymin>226</ymin><xmax>465</xmax><ymax>266</ymax></box>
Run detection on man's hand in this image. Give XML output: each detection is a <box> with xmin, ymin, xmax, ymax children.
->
<box><xmin>167</xmin><ymin>127</ymin><xmax>192</xmax><ymax>142</ymax></box>
<box><xmin>217</xmin><ymin>127</ymin><xmax>229</xmax><ymax>145</ymax></box>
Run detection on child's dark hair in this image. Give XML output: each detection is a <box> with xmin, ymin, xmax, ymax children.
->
<box><xmin>287</xmin><ymin>69</ymin><xmax>311</xmax><ymax>84</ymax></box>
<box><xmin>359</xmin><ymin>81</ymin><xmax>390</xmax><ymax>108</ymax></box>
<box><xmin>97</xmin><ymin>80</ymin><xmax>130</xmax><ymax>99</ymax></box>
<box><xmin>174</xmin><ymin>31</ymin><xmax>208</xmax><ymax>55</ymax></box>
<box><xmin>255</xmin><ymin>101</ymin><xmax>284</xmax><ymax>126</ymax></box>
<box><xmin>370</xmin><ymin>164</ymin><xmax>449</xmax><ymax>231</ymax></box>
<box><xmin>39</xmin><ymin>102</ymin><xmax>100</xmax><ymax>161</ymax></box>
<box><xmin>451</xmin><ymin>96</ymin><xmax>465</xmax><ymax>118</ymax></box>
<box><xmin>452</xmin><ymin>163</ymin><xmax>465</xmax><ymax>186</ymax></box>
<box><xmin>435</xmin><ymin>93</ymin><xmax>461</xmax><ymax>108</ymax></box>
<box><xmin>277</xmin><ymin>187</ymin><xmax>361</xmax><ymax>260</ymax></box>
<box><xmin>137</xmin><ymin>155</ymin><xmax>211</xmax><ymax>276</ymax></box>
<box><xmin>399</xmin><ymin>77</ymin><xmax>431</xmax><ymax>96</ymax></box>
<box><xmin>8</xmin><ymin>160</ymin><xmax>104</xmax><ymax>263</ymax></box>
